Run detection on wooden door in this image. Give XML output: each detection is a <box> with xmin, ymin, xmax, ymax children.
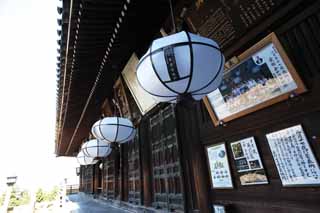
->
<box><xmin>104</xmin><ymin>156</ymin><xmax>116</xmax><ymax>199</ymax></box>
<box><xmin>150</xmin><ymin>105</ymin><xmax>185</xmax><ymax>212</ymax></box>
<box><xmin>93</xmin><ymin>163</ymin><xmax>102</xmax><ymax>194</ymax></box>
<box><xmin>128</xmin><ymin>129</ymin><xmax>142</xmax><ymax>205</ymax></box>
<box><xmin>83</xmin><ymin>165</ymin><xmax>94</xmax><ymax>194</ymax></box>
<box><xmin>103</xmin><ymin>152</ymin><xmax>120</xmax><ymax>199</ymax></box>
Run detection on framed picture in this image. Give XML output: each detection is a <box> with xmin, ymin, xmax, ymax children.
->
<box><xmin>230</xmin><ymin>137</ymin><xmax>268</xmax><ymax>186</ymax></box>
<box><xmin>204</xmin><ymin>33</ymin><xmax>307</xmax><ymax>126</ymax></box>
<box><xmin>113</xmin><ymin>77</ymin><xmax>131</xmax><ymax>119</ymax></box>
<box><xmin>122</xmin><ymin>53</ymin><xmax>158</xmax><ymax>115</ymax></box>
<box><xmin>213</xmin><ymin>204</ymin><xmax>226</xmax><ymax>213</ymax></box>
<box><xmin>266</xmin><ymin>125</ymin><xmax>320</xmax><ymax>187</ymax></box>
<box><xmin>100</xmin><ymin>98</ymin><xmax>114</xmax><ymax>117</ymax></box>
<box><xmin>206</xmin><ymin>143</ymin><xmax>233</xmax><ymax>189</ymax></box>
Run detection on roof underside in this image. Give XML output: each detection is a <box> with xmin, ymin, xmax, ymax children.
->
<box><xmin>55</xmin><ymin>0</ymin><xmax>176</xmax><ymax>156</ymax></box>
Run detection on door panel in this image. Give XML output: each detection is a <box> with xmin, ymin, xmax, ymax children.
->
<box><xmin>150</xmin><ymin>105</ymin><xmax>185</xmax><ymax>212</ymax></box>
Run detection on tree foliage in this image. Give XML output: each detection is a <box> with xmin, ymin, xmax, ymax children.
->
<box><xmin>35</xmin><ymin>186</ymin><xmax>60</xmax><ymax>203</ymax></box>
<box><xmin>35</xmin><ymin>188</ymin><xmax>45</xmax><ymax>203</ymax></box>
<box><xmin>9</xmin><ymin>189</ymin><xmax>30</xmax><ymax>207</ymax></box>
<box><xmin>0</xmin><ymin>192</ymin><xmax>5</xmax><ymax>206</ymax></box>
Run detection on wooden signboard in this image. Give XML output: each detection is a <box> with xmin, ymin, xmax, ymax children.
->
<box><xmin>113</xmin><ymin>77</ymin><xmax>131</xmax><ymax>119</ymax></box>
<box><xmin>186</xmin><ymin>0</ymin><xmax>289</xmax><ymax>49</ymax></box>
<box><xmin>101</xmin><ymin>98</ymin><xmax>114</xmax><ymax>117</ymax></box>
<box><xmin>122</xmin><ymin>53</ymin><xmax>158</xmax><ymax>115</ymax></box>
<box><xmin>204</xmin><ymin>33</ymin><xmax>306</xmax><ymax>126</ymax></box>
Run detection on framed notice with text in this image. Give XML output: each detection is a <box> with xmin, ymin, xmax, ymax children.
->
<box><xmin>113</xmin><ymin>77</ymin><xmax>131</xmax><ymax>119</ymax></box>
<box><xmin>206</xmin><ymin>143</ymin><xmax>233</xmax><ymax>189</ymax></box>
<box><xmin>213</xmin><ymin>204</ymin><xmax>226</xmax><ymax>213</ymax></box>
<box><xmin>204</xmin><ymin>33</ymin><xmax>306</xmax><ymax>126</ymax></box>
<box><xmin>266</xmin><ymin>125</ymin><xmax>320</xmax><ymax>187</ymax></box>
<box><xmin>122</xmin><ymin>53</ymin><xmax>158</xmax><ymax>115</ymax></box>
<box><xmin>230</xmin><ymin>137</ymin><xmax>268</xmax><ymax>185</ymax></box>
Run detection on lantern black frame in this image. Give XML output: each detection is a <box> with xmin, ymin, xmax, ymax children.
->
<box><xmin>82</xmin><ymin>140</ymin><xmax>112</xmax><ymax>158</ymax></box>
<box><xmin>77</xmin><ymin>151</ymin><xmax>96</xmax><ymax>165</ymax></box>
<box><xmin>136</xmin><ymin>31</ymin><xmax>224</xmax><ymax>102</ymax></box>
<box><xmin>92</xmin><ymin>117</ymin><xmax>136</xmax><ymax>143</ymax></box>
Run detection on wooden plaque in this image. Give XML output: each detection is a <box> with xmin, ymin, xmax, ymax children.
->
<box><xmin>113</xmin><ymin>77</ymin><xmax>131</xmax><ymax>119</ymax></box>
<box><xmin>186</xmin><ymin>0</ymin><xmax>290</xmax><ymax>49</ymax></box>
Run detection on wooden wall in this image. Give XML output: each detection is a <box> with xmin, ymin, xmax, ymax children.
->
<box><xmin>78</xmin><ymin>2</ymin><xmax>320</xmax><ymax>213</ymax></box>
<box><xmin>195</xmin><ymin>1</ymin><xmax>320</xmax><ymax>212</ymax></box>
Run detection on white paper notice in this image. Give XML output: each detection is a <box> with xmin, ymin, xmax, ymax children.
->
<box><xmin>207</xmin><ymin>143</ymin><xmax>233</xmax><ymax>188</ymax></box>
<box><xmin>266</xmin><ymin>125</ymin><xmax>320</xmax><ymax>186</ymax></box>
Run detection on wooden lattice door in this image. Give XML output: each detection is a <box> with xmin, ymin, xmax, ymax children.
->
<box><xmin>103</xmin><ymin>155</ymin><xmax>117</xmax><ymax>199</ymax></box>
<box><xmin>150</xmin><ymin>105</ymin><xmax>185</xmax><ymax>212</ymax></box>
<box><xmin>83</xmin><ymin>165</ymin><xmax>94</xmax><ymax>194</ymax></box>
<box><xmin>128</xmin><ymin>129</ymin><xmax>142</xmax><ymax>205</ymax></box>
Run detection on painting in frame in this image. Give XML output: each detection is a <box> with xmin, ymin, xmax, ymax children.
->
<box><xmin>204</xmin><ymin>32</ymin><xmax>307</xmax><ymax>126</ymax></box>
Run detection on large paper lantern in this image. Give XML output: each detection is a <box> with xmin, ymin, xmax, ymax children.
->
<box><xmin>76</xmin><ymin>150</ymin><xmax>98</xmax><ymax>166</ymax></box>
<box><xmin>82</xmin><ymin>139</ymin><xmax>112</xmax><ymax>158</ymax></box>
<box><xmin>136</xmin><ymin>31</ymin><xmax>224</xmax><ymax>102</ymax></box>
<box><xmin>91</xmin><ymin>117</ymin><xmax>135</xmax><ymax>144</ymax></box>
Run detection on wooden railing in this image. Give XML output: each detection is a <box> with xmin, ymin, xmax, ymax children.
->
<box><xmin>66</xmin><ymin>184</ymin><xmax>79</xmax><ymax>195</ymax></box>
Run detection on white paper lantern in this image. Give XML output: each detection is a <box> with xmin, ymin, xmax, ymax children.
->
<box><xmin>91</xmin><ymin>117</ymin><xmax>136</xmax><ymax>144</ymax></box>
<box><xmin>136</xmin><ymin>31</ymin><xmax>224</xmax><ymax>102</ymax></box>
<box><xmin>76</xmin><ymin>150</ymin><xmax>98</xmax><ymax>166</ymax></box>
<box><xmin>82</xmin><ymin>139</ymin><xmax>112</xmax><ymax>158</ymax></box>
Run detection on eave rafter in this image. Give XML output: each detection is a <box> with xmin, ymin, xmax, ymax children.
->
<box><xmin>55</xmin><ymin>0</ymin><xmax>173</xmax><ymax>156</ymax></box>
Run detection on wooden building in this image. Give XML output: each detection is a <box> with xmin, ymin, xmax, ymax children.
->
<box><xmin>56</xmin><ymin>0</ymin><xmax>320</xmax><ymax>212</ymax></box>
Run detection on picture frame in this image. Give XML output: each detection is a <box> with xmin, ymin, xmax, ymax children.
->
<box><xmin>213</xmin><ymin>204</ymin><xmax>226</xmax><ymax>213</ymax></box>
<box><xmin>266</xmin><ymin>125</ymin><xmax>320</xmax><ymax>187</ymax></box>
<box><xmin>121</xmin><ymin>53</ymin><xmax>158</xmax><ymax>115</ymax></box>
<box><xmin>100</xmin><ymin>98</ymin><xmax>114</xmax><ymax>117</ymax></box>
<box><xmin>204</xmin><ymin>32</ymin><xmax>307</xmax><ymax>126</ymax></box>
<box><xmin>230</xmin><ymin>137</ymin><xmax>268</xmax><ymax>186</ymax></box>
<box><xmin>205</xmin><ymin>143</ymin><xmax>233</xmax><ymax>189</ymax></box>
<box><xmin>113</xmin><ymin>77</ymin><xmax>132</xmax><ymax>119</ymax></box>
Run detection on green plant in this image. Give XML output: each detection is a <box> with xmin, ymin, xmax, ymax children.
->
<box><xmin>35</xmin><ymin>188</ymin><xmax>45</xmax><ymax>203</ymax></box>
<box><xmin>0</xmin><ymin>192</ymin><xmax>5</xmax><ymax>206</ymax></box>
<box><xmin>35</xmin><ymin>186</ymin><xmax>60</xmax><ymax>203</ymax></box>
<box><xmin>46</xmin><ymin>186</ymin><xmax>59</xmax><ymax>202</ymax></box>
<box><xmin>8</xmin><ymin>189</ymin><xmax>30</xmax><ymax>207</ymax></box>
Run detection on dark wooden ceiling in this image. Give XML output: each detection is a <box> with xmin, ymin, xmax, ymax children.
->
<box><xmin>55</xmin><ymin>0</ymin><xmax>177</xmax><ymax>156</ymax></box>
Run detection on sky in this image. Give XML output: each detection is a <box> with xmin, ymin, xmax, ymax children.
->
<box><xmin>0</xmin><ymin>0</ymin><xmax>78</xmax><ymax>190</ymax></box>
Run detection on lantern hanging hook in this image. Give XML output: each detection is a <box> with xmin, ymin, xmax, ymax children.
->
<box><xmin>169</xmin><ymin>0</ymin><xmax>176</xmax><ymax>33</ymax></box>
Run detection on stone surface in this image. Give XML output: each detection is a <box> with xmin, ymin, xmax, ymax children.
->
<box><xmin>67</xmin><ymin>194</ymin><xmax>130</xmax><ymax>213</ymax></box>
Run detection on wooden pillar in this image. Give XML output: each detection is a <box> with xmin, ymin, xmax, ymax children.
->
<box><xmin>91</xmin><ymin>165</ymin><xmax>95</xmax><ymax>194</ymax></box>
<box><xmin>120</xmin><ymin>144</ymin><xmax>129</xmax><ymax>201</ymax></box>
<box><xmin>175</xmin><ymin>102</ymin><xmax>211</xmax><ymax>213</ymax></box>
<box><xmin>140</xmin><ymin>117</ymin><xmax>152</xmax><ymax>206</ymax></box>
<box><xmin>115</xmin><ymin>147</ymin><xmax>120</xmax><ymax>200</ymax></box>
<box><xmin>79</xmin><ymin>166</ymin><xmax>83</xmax><ymax>192</ymax></box>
